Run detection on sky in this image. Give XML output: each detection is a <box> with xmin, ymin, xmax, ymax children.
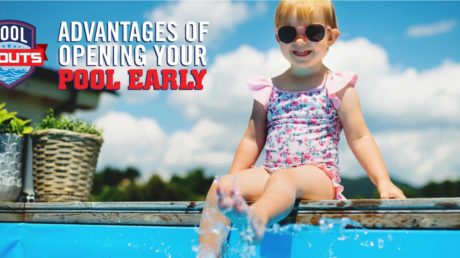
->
<box><xmin>3</xmin><ymin>1</ymin><xmax>460</xmax><ymax>187</ymax></box>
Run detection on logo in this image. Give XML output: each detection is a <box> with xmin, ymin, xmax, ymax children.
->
<box><xmin>0</xmin><ymin>20</ymin><xmax>47</xmax><ymax>89</ymax></box>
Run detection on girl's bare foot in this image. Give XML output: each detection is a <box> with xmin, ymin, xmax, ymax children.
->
<box><xmin>215</xmin><ymin>179</ymin><xmax>266</xmax><ymax>244</ymax></box>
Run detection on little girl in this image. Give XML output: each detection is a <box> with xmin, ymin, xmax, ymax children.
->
<box><xmin>198</xmin><ymin>0</ymin><xmax>406</xmax><ymax>256</ymax></box>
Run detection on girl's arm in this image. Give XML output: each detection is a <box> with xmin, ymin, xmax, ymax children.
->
<box><xmin>337</xmin><ymin>86</ymin><xmax>406</xmax><ymax>199</ymax></box>
<box><xmin>228</xmin><ymin>101</ymin><xmax>267</xmax><ymax>174</ymax></box>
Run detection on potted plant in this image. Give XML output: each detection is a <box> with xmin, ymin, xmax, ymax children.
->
<box><xmin>31</xmin><ymin>110</ymin><xmax>103</xmax><ymax>202</ymax></box>
<box><xmin>0</xmin><ymin>103</ymin><xmax>33</xmax><ymax>202</ymax></box>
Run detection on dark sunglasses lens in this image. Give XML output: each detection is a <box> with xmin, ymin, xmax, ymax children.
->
<box><xmin>278</xmin><ymin>26</ymin><xmax>297</xmax><ymax>43</ymax></box>
<box><xmin>306</xmin><ymin>24</ymin><xmax>325</xmax><ymax>42</ymax></box>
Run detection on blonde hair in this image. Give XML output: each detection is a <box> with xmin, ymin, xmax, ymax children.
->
<box><xmin>275</xmin><ymin>0</ymin><xmax>338</xmax><ymax>29</ymax></box>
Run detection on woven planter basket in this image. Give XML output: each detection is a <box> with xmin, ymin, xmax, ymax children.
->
<box><xmin>31</xmin><ymin>129</ymin><xmax>103</xmax><ymax>202</ymax></box>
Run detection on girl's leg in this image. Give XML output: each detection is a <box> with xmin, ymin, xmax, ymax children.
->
<box><xmin>218</xmin><ymin>165</ymin><xmax>334</xmax><ymax>243</ymax></box>
<box><xmin>251</xmin><ymin>165</ymin><xmax>334</xmax><ymax>227</ymax></box>
<box><xmin>197</xmin><ymin>167</ymin><xmax>270</xmax><ymax>258</ymax></box>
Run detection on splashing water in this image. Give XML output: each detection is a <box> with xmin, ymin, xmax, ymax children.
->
<box><xmin>194</xmin><ymin>215</ymin><xmax>397</xmax><ymax>258</ymax></box>
<box><xmin>194</xmin><ymin>175</ymin><xmax>394</xmax><ymax>257</ymax></box>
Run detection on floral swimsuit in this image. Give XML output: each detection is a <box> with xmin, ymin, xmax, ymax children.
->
<box><xmin>248</xmin><ymin>71</ymin><xmax>358</xmax><ymax>200</ymax></box>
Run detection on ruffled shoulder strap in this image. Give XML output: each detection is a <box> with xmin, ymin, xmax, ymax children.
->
<box><xmin>325</xmin><ymin>71</ymin><xmax>358</xmax><ymax>109</ymax></box>
<box><xmin>247</xmin><ymin>77</ymin><xmax>273</xmax><ymax>111</ymax></box>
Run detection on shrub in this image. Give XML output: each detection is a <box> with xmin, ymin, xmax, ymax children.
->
<box><xmin>0</xmin><ymin>103</ymin><xmax>33</xmax><ymax>136</ymax></box>
<box><xmin>35</xmin><ymin>109</ymin><xmax>102</xmax><ymax>136</ymax></box>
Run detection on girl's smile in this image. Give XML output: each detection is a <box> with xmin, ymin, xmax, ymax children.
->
<box><xmin>292</xmin><ymin>50</ymin><xmax>312</xmax><ymax>57</ymax></box>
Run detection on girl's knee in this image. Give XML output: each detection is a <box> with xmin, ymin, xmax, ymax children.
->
<box><xmin>215</xmin><ymin>173</ymin><xmax>255</xmax><ymax>200</ymax></box>
<box><xmin>208</xmin><ymin>169</ymin><xmax>269</xmax><ymax>201</ymax></box>
<box><xmin>204</xmin><ymin>174</ymin><xmax>235</xmax><ymax>199</ymax></box>
<box><xmin>217</xmin><ymin>174</ymin><xmax>239</xmax><ymax>193</ymax></box>
<box><xmin>208</xmin><ymin>173</ymin><xmax>235</xmax><ymax>188</ymax></box>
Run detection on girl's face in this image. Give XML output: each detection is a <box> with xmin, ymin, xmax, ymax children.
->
<box><xmin>276</xmin><ymin>12</ymin><xmax>339</xmax><ymax>70</ymax></box>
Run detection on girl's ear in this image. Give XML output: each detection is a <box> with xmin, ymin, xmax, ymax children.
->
<box><xmin>328</xmin><ymin>28</ymin><xmax>340</xmax><ymax>46</ymax></box>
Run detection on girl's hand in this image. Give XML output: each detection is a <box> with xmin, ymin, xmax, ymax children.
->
<box><xmin>377</xmin><ymin>180</ymin><xmax>407</xmax><ymax>199</ymax></box>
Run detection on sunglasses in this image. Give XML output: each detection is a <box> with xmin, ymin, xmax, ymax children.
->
<box><xmin>277</xmin><ymin>24</ymin><xmax>328</xmax><ymax>44</ymax></box>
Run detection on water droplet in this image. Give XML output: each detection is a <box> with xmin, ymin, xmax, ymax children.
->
<box><xmin>338</xmin><ymin>235</ymin><xmax>346</xmax><ymax>241</ymax></box>
<box><xmin>292</xmin><ymin>224</ymin><xmax>302</xmax><ymax>232</ymax></box>
<box><xmin>271</xmin><ymin>223</ymin><xmax>280</xmax><ymax>233</ymax></box>
<box><xmin>378</xmin><ymin>239</ymin><xmax>384</xmax><ymax>249</ymax></box>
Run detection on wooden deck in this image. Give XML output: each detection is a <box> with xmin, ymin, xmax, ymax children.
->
<box><xmin>1</xmin><ymin>198</ymin><xmax>459</xmax><ymax>229</ymax></box>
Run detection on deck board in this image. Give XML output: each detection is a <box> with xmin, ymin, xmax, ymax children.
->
<box><xmin>1</xmin><ymin>198</ymin><xmax>459</xmax><ymax>229</ymax></box>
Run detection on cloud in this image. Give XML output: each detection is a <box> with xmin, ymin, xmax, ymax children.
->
<box><xmin>407</xmin><ymin>19</ymin><xmax>457</xmax><ymax>37</ymax></box>
<box><xmin>325</xmin><ymin>38</ymin><xmax>460</xmax><ymax>127</ymax></box>
<box><xmin>339</xmin><ymin>128</ymin><xmax>460</xmax><ymax>187</ymax></box>
<box><xmin>94</xmin><ymin>111</ymin><xmax>167</xmax><ymax>178</ymax></box>
<box><xmin>163</xmin><ymin>119</ymin><xmax>234</xmax><ymax>173</ymax></box>
<box><xmin>94</xmin><ymin>111</ymin><xmax>235</xmax><ymax>180</ymax></box>
<box><xmin>146</xmin><ymin>0</ymin><xmax>263</xmax><ymax>43</ymax></box>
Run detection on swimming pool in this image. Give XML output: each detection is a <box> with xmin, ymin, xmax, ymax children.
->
<box><xmin>1</xmin><ymin>198</ymin><xmax>459</xmax><ymax>257</ymax></box>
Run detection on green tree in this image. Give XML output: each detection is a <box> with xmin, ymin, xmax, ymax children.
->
<box><xmin>141</xmin><ymin>175</ymin><xmax>178</xmax><ymax>201</ymax></box>
<box><xmin>420</xmin><ymin>180</ymin><xmax>460</xmax><ymax>197</ymax></box>
<box><xmin>169</xmin><ymin>168</ymin><xmax>214</xmax><ymax>200</ymax></box>
<box><xmin>91</xmin><ymin>166</ymin><xmax>141</xmax><ymax>201</ymax></box>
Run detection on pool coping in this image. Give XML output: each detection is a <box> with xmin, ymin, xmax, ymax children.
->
<box><xmin>1</xmin><ymin>198</ymin><xmax>459</xmax><ymax>229</ymax></box>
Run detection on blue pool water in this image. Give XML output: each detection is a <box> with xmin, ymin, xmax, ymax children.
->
<box><xmin>0</xmin><ymin>221</ymin><xmax>459</xmax><ymax>258</ymax></box>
